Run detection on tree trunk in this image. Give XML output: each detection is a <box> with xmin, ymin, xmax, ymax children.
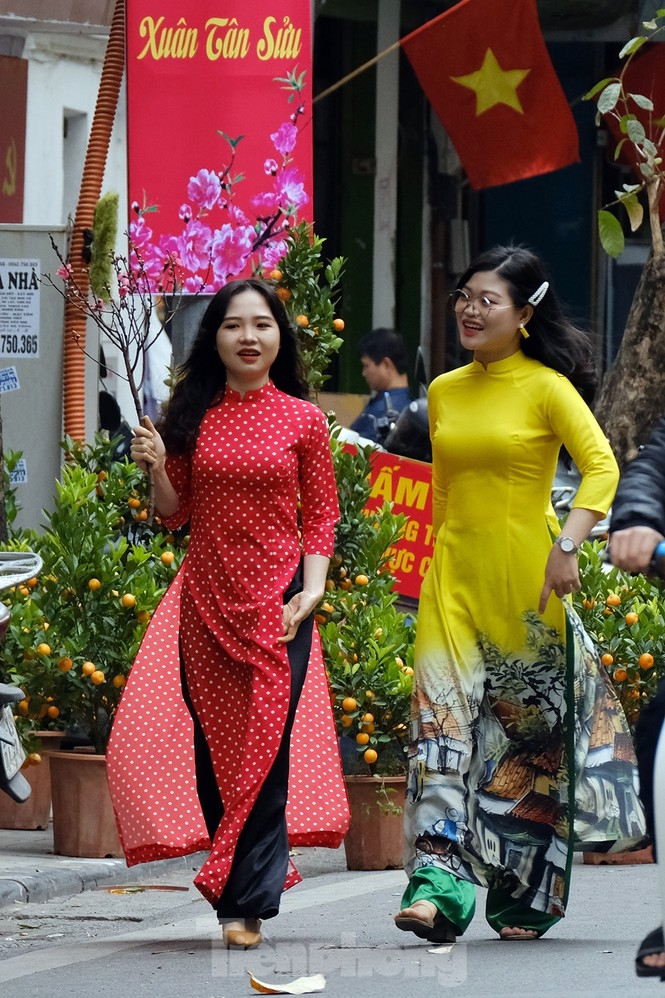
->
<box><xmin>594</xmin><ymin>246</ymin><xmax>665</xmax><ymax>468</ymax></box>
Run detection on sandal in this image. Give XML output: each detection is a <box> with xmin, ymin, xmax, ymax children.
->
<box><xmin>636</xmin><ymin>926</ymin><xmax>665</xmax><ymax>978</ymax></box>
<box><xmin>394</xmin><ymin>902</ymin><xmax>458</xmax><ymax>943</ymax></box>
<box><xmin>499</xmin><ymin>927</ymin><xmax>541</xmax><ymax>941</ymax></box>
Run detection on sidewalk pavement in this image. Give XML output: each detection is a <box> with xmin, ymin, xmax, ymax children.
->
<box><xmin>0</xmin><ymin>824</ymin><xmax>350</xmax><ymax>910</ymax></box>
<box><xmin>0</xmin><ymin>825</ymin><xmax>211</xmax><ymax>909</ymax></box>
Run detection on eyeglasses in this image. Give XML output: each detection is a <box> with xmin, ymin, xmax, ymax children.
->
<box><xmin>449</xmin><ymin>289</ymin><xmax>517</xmax><ymax>319</ymax></box>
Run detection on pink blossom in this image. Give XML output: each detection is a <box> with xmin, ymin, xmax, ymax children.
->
<box><xmin>270</xmin><ymin>122</ymin><xmax>298</xmax><ymax>157</ymax></box>
<box><xmin>228</xmin><ymin>203</ymin><xmax>250</xmax><ymax>225</ymax></box>
<box><xmin>92</xmin><ymin>298</ymin><xmax>105</xmax><ymax>313</ymax></box>
<box><xmin>179</xmin><ymin>203</ymin><xmax>192</xmax><ymax>222</ymax></box>
<box><xmin>187</xmin><ymin>169</ymin><xmax>222</xmax><ymax>210</ymax></box>
<box><xmin>159</xmin><ymin>253</ymin><xmax>187</xmax><ymax>294</ymax></box>
<box><xmin>264</xmin><ymin>158</ymin><xmax>278</xmax><ymax>176</ymax></box>
<box><xmin>210</xmin><ymin>224</ymin><xmax>254</xmax><ymax>283</ymax></box>
<box><xmin>131</xmin><ymin>241</ymin><xmax>167</xmax><ymax>292</ymax></box>
<box><xmin>250</xmin><ymin>190</ymin><xmax>280</xmax><ymax>217</ymax></box>
<box><xmin>129</xmin><ymin>215</ymin><xmax>153</xmax><ymax>250</ymax></box>
<box><xmin>117</xmin><ymin>273</ymin><xmax>131</xmax><ymax>299</ymax></box>
<box><xmin>184</xmin><ymin>275</ymin><xmax>209</xmax><ymax>294</ymax></box>
<box><xmin>260</xmin><ymin>239</ymin><xmax>288</xmax><ymax>271</ymax></box>
<box><xmin>177</xmin><ymin>219</ymin><xmax>212</xmax><ymax>273</ymax></box>
<box><xmin>275</xmin><ymin>167</ymin><xmax>309</xmax><ymax>211</ymax></box>
<box><xmin>56</xmin><ymin>262</ymin><xmax>73</xmax><ymax>280</ymax></box>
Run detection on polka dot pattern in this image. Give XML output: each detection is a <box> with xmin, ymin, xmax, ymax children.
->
<box><xmin>107</xmin><ymin>382</ymin><xmax>350</xmax><ymax>906</ymax></box>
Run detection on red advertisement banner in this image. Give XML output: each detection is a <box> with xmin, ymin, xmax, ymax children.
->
<box><xmin>125</xmin><ymin>2</ymin><xmax>313</xmax><ymax>292</ymax></box>
<box><xmin>365</xmin><ymin>451</ymin><xmax>434</xmax><ymax>601</ymax></box>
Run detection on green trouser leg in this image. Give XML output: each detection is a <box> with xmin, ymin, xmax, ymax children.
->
<box><xmin>402</xmin><ymin>867</ymin><xmax>562</xmax><ymax>938</ymax></box>
<box><xmin>485</xmin><ymin>884</ymin><xmax>561</xmax><ymax>937</ymax></box>
<box><xmin>400</xmin><ymin>866</ymin><xmax>476</xmax><ymax>934</ymax></box>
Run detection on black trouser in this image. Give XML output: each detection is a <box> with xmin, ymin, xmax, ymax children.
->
<box><xmin>634</xmin><ymin>678</ymin><xmax>665</xmax><ymax>860</ymax></box>
<box><xmin>180</xmin><ymin>571</ymin><xmax>312</xmax><ymax>920</ymax></box>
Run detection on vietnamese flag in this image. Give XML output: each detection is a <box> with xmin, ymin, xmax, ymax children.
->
<box><xmin>401</xmin><ymin>0</ymin><xmax>579</xmax><ymax>189</ymax></box>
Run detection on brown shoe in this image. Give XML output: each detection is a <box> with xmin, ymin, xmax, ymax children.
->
<box><xmin>221</xmin><ymin>918</ymin><xmax>262</xmax><ymax>949</ymax></box>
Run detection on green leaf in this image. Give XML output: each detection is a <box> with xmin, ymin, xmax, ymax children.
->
<box><xmin>614</xmin><ymin>138</ymin><xmax>627</xmax><ymax>161</ymax></box>
<box><xmin>583</xmin><ymin>77</ymin><xmax>618</xmax><ymax>101</ymax></box>
<box><xmin>619</xmin><ymin>36</ymin><xmax>647</xmax><ymax>59</ymax></box>
<box><xmin>626</xmin><ymin>118</ymin><xmax>647</xmax><ymax>144</ymax></box>
<box><xmin>629</xmin><ymin>93</ymin><xmax>655</xmax><ymax>111</ymax></box>
<box><xmin>597</xmin><ymin>82</ymin><xmax>622</xmax><ymax>114</ymax></box>
<box><xmin>619</xmin><ymin>192</ymin><xmax>644</xmax><ymax>233</ymax></box>
<box><xmin>598</xmin><ymin>210</ymin><xmax>625</xmax><ymax>257</ymax></box>
<box><xmin>216</xmin><ymin>131</ymin><xmax>244</xmax><ymax>149</ymax></box>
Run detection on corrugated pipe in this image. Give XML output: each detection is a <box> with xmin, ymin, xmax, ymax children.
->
<box><xmin>62</xmin><ymin>0</ymin><xmax>125</xmax><ymax>442</ymax></box>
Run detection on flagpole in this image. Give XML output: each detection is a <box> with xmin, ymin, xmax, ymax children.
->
<box><xmin>312</xmin><ymin>6</ymin><xmax>450</xmax><ymax>105</ymax></box>
<box><xmin>313</xmin><ymin>38</ymin><xmax>402</xmax><ymax>104</ymax></box>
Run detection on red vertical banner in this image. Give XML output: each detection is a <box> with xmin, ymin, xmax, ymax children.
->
<box><xmin>125</xmin><ymin>3</ymin><xmax>312</xmax><ymax>292</ymax></box>
<box><xmin>0</xmin><ymin>56</ymin><xmax>27</xmax><ymax>223</ymax></box>
<box><xmin>365</xmin><ymin>451</ymin><xmax>434</xmax><ymax>601</ymax></box>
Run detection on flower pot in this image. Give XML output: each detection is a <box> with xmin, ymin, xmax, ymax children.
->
<box><xmin>0</xmin><ymin>731</ymin><xmax>64</xmax><ymax>830</ymax></box>
<box><xmin>343</xmin><ymin>775</ymin><xmax>406</xmax><ymax>871</ymax></box>
<box><xmin>46</xmin><ymin>749</ymin><xmax>123</xmax><ymax>858</ymax></box>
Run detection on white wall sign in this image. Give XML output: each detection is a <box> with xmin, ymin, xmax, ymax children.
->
<box><xmin>0</xmin><ymin>366</ymin><xmax>20</xmax><ymax>392</ymax></box>
<box><xmin>8</xmin><ymin>458</ymin><xmax>27</xmax><ymax>485</ymax></box>
<box><xmin>0</xmin><ymin>259</ymin><xmax>40</xmax><ymax>357</ymax></box>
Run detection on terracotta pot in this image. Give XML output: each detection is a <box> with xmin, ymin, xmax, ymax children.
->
<box><xmin>343</xmin><ymin>775</ymin><xmax>406</xmax><ymax>871</ymax></box>
<box><xmin>0</xmin><ymin>731</ymin><xmax>64</xmax><ymax>830</ymax></box>
<box><xmin>46</xmin><ymin>749</ymin><xmax>123</xmax><ymax>858</ymax></box>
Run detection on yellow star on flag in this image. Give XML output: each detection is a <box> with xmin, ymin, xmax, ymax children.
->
<box><xmin>451</xmin><ymin>48</ymin><xmax>531</xmax><ymax>116</ymax></box>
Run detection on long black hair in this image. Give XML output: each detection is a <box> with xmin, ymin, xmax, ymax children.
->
<box><xmin>455</xmin><ymin>245</ymin><xmax>598</xmax><ymax>404</ymax></box>
<box><xmin>159</xmin><ymin>278</ymin><xmax>309</xmax><ymax>454</ymax></box>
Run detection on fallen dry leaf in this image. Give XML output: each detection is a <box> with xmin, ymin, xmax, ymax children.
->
<box><xmin>248</xmin><ymin>971</ymin><xmax>326</xmax><ymax>994</ymax></box>
<box><xmin>97</xmin><ymin>885</ymin><xmax>189</xmax><ymax>893</ymax></box>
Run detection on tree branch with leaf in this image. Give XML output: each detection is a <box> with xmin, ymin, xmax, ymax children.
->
<box><xmin>585</xmin><ymin>13</ymin><xmax>665</xmax><ymax>465</ymax></box>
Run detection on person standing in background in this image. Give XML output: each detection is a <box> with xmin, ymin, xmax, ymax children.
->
<box><xmin>350</xmin><ymin>328</ymin><xmax>412</xmax><ymax>444</ymax></box>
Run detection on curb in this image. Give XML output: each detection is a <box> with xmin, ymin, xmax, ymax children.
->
<box><xmin>0</xmin><ymin>851</ymin><xmax>209</xmax><ymax>909</ymax></box>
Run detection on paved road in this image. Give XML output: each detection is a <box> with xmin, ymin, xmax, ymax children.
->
<box><xmin>0</xmin><ymin>851</ymin><xmax>661</xmax><ymax>997</ymax></box>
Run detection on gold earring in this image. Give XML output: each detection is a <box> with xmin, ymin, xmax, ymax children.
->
<box><xmin>520</xmin><ymin>324</ymin><xmax>530</xmax><ymax>339</ymax></box>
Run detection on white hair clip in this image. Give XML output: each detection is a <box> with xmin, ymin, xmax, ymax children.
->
<box><xmin>527</xmin><ymin>281</ymin><xmax>549</xmax><ymax>306</ymax></box>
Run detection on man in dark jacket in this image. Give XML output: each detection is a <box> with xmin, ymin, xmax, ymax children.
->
<box><xmin>350</xmin><ymin>329</ymin><xmax>412</xmax><ymax>444</ymax></box>
<box><xmin>610</xmin><ymin>415</ymin><xmax>665</xmax><ymax>979</ymax></box>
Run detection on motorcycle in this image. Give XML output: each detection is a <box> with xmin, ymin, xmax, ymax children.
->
<box><xmin>0</xmin><ymin>550</ymin><xmax>43</xmax><ymax>803</ymax></box>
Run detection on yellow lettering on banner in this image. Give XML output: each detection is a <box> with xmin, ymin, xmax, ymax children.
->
<box><xmin>403</xmin><ymin>519</ymin><xmax>419</xmax><ymax>543</ymax></box>
<box><xmin>394</xmin><ymin>476</ymin><xmax>429</xmax><ymax>510</ymax></box>
<box><xmin>370</xmin><ymin>467</ymin><xmax>395</xmax><ymax>503</ymax></box>
<box><xmin>206</xmin><ymin>18</ymin><xmax>250</xmax><ymax>60</ymax></box>
<box><xmin>137</xmin><ymin>16</ymin><xmax>198</xmax><ymax>60</ymax></box>
<box><xmin>424</xmin><ymin>524</ymin><xmax>435</xmax><ymax>546</ymax></box>
<box><xmin>419</xmin><ymin>556</ymin><xmax>432</xmax><ymax>577</ymax></box>
<box><xmin>257</xmin><ymin>16</ymin><xmax>302</xmax><ymax>60</ymax></box>
<box><xmin>391</xmin><ymin>549</ymin><xmax>415</xmax><ymax>574</ymax></box>
<box><xmin>2</xmin><ymin>138</ymin><xmax>16</xmax><ymax>196</ymax></box>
